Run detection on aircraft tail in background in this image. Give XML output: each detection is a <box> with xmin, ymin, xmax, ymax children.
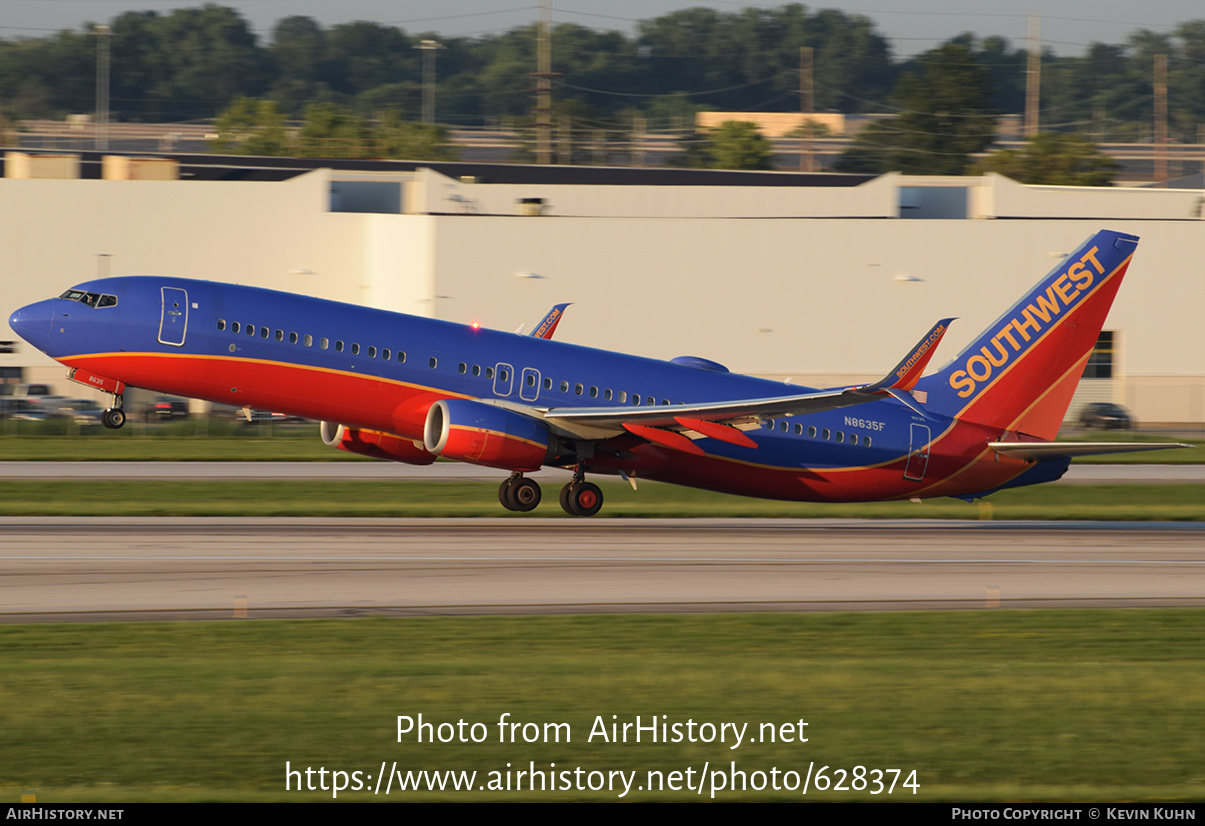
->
<box><xmin>916</xmin><ymin>230</ymin><xmax>1138</xmax><ymax>440</ymax></box>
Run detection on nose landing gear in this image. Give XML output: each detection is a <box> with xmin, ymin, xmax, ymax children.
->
<box><xmin>101</xmin><ymin>394</ymin><xmax>126</xmax><ymax>429</ymax></box>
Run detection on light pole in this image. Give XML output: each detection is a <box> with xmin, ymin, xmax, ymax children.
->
<box><xmin>415</xmin><ymin>39</ymin><xmax>442</xmax><ymax>124</ymax></box>
<box><xmin>94</xmin><ymin>25</ymin><xmax>111</xmax><ymax>151</ymax></box>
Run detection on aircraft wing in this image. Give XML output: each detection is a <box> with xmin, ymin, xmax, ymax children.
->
<box><xmin>543</xmin><ymin>318</ymin><xmax>955</xmax><ymax>444</ymax></box>
<box><xmin>988</xmin><ymin>441</ymin><xmax>1193</xmax><ymax>460</ymax></box>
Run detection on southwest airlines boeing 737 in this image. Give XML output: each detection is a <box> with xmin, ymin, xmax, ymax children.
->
<box><xmin>7</xmin><ymin>229</ymin><xmax>1186</xmax><ymax>515</ymax></box>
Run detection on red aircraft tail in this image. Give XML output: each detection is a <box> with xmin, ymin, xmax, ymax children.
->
<box><xmin>916</xmin><ymin>230</ymin><xmax>1138</xmax><ymax>440</ymax></box>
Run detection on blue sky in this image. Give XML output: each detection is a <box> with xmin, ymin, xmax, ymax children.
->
<box><xmin>1</xmin><ymin>0</ymin><xmax>1200</xmax><ymax>57</ymax></box>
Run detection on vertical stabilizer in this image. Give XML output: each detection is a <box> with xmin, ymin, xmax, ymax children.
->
<box><xmin>916</xmin><ymin>230</ymin><xmax>1138</xmax><ymax>439</ymax></box>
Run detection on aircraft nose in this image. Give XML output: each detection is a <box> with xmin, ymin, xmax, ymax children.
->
<box><xmin>8</xmin><ymin>300</ymin><xmax>53</xmax><ymax>353</ymax></box>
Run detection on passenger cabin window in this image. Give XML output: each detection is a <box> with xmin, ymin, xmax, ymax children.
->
<box><xmin>335</xmin><ymin>340</ymin><xmax>344</xmax><ymax>352</ymax></box>
<box><xmin>275</xmin><ymin>329</ymin><xmax>284</xmax><ymax>341</ymax></box>
<box><xmin>232</xmin><ymin>322</ymin><xmax>240</xmax><ymax>333</ymax></box>
<box><xmin>305</xmin><ymin>335</ymin><xmax>313</xmax><ymax>347</ymax></box>
<box><xmin>320</xmin><ymin>337</ymin><xmax>329</xmax><ymax>350</ymax></box>
<box><xmin>289</xmin><ymin>332</ymin><xmax>298</xmax><ymax>344</ymax></box>
<box><xmin>217</xmin><ymin>320</ymin><xmax>226</xmax><ymax>331</ymax></box>
<box><xmin>429</xmin><ymin>357</ymin><xmax>438</xmax><ymax>369</ymax></box>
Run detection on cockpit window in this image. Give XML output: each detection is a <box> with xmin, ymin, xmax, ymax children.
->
<box><xmin>58</xmin><ymin>289</ymin><xmax>117</xmax><ymax>308</ymax></box>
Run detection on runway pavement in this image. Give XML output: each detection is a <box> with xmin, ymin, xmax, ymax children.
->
<box><xmin>1</xmin><ymin>517</ymin><xmax>1201</xmax><ymax>622</ymax></box>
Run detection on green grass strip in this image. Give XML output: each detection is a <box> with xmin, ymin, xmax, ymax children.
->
<box><xmin>1</xmin><ymin>611</ymin><xmax>1202</xmax><ymax>801</ymax></box>
<box><xmin>0</xmin><ymin>480</ymin><xmax>1201</xmax><ymax>519</ymax></box>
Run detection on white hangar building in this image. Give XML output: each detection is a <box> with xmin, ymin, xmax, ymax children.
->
<box><xmin>1</xmin><ymin>154</ymin><xmax>1202</xmax><ymax>426</ymax></box>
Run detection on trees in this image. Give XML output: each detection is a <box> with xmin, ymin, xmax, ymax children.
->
<box><xmin>373</xmin><ymin>110</ymin><xmax>460</xmax><ymax>161</ymax></box>
<box><xmin>837</xmin><ymin>43</ymin><xmax>996</xmax><ymax>175</ymax></box>
<box><xmin>6</xmin><ymin>3</ymin><xmax>1205</xmax><ymax>162</ymax></box>
<box><xmin>708</xmin><ymin>120</ymin><xmax>775</xmax><ymax>169</ymax></box>
<box><xmin>671</xmin><ymin>120</ymin><xmax>775</xmax><ymax>170</ymax></box>
<box><xmin>970</xmin><ymin>133</ymin><xmax>1119</xmax><ymax>186</ymax></box>
<box><xmin>209</xmin><ymin>97</ymin><xmax>459</xmax><ymax>160</ymax></box>
<box><xmin>209</xmin><ymin>97</ymin><xmax>288</xmax><ymax>155</ymax></box>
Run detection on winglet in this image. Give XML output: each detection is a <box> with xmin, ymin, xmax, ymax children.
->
<box><xmin>531</xmin><ymin>303</ymin><xmax>572</xmax><ymax>340</ymax></box>
<box><xmin>861</xmin><ymin>317</ymin><xmax>955</xmax><ymax>394</ymax></box>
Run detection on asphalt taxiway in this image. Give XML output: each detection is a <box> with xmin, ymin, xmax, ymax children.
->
<box><xmin>1</xmin><ymin>517</ymin><xmax>1201</xmax><ymax>622</ymax></box>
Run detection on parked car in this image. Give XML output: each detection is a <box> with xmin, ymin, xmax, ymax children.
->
<box><xmin>54</xmin><ymin>399</ymin><xmax>106</xmax><ymax>425</ymax></box>
<box><xmin>3</xmin><ymin>398</ymin><xmax>55</xmax><ymax>421</ymax></box>
<box><xmin>1079</xmin><ymin>402</ymin><xmax>1133</xmax><ymax>430</ymax></box>
<box><xmin>145</xmin><ymin>396</ymin><xmax>189</xmax><ymax>421</ymax></box>
<box><xmin>1</xmin><ymin>394</ymin><xmax>67</xmax><ymax>420</ymax></box>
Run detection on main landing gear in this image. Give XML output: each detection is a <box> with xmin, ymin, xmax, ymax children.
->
<box><xmin>101</xmin><ymin>394</ymin><xmax>126</xmax><ymax>430</ymax></box>
<box><xmin>498</xmin><ymin>473</ymin><xmax>542</xmax><ymax>512</ymax></box>
<box><xmin>497</xmin><ymin>465</ymin><xmax>605</xmax><ymax>517</ymax></box>
<box><xmin>560</xmin><ymin>463</ymin><xmax>603</xmax><ymax>516</ymax></box>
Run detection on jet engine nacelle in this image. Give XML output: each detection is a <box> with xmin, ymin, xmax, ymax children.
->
<box><xmin>320</xmin><ymin>421</ymin><xmax>437</xmax><ymax>465</ymax></box>
<box><xmin>423</xmin><ymin>399</ymin><xmax>555</xmax><ymax>472</ymax></box>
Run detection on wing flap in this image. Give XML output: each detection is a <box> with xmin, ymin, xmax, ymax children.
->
<box><xmin>674</xmin><ymin>416</ymin><xmax>759</xmax><ymax>449</ymax></box>
<box><xmin>622</xmin><ymin>423</ymin><xmax>706</xmax><ymax>455</ymax></box>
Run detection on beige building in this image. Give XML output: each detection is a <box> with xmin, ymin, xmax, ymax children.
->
<box><xmin>2</xmin><ymin>159</ymin><xmax>1202</xmax><ymax>425</ymax></box>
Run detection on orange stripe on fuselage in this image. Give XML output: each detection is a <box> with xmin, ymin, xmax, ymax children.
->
<box><xmin>62</xmin><ymin>351</ymin><xmax>468</xmax><ymax>439</ymax></box>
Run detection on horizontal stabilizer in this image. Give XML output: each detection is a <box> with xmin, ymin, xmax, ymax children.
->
<box><xmin>988</xmin><ymin>441</ymin><xmax>1193</xmax><ymax>460</ymax></box>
